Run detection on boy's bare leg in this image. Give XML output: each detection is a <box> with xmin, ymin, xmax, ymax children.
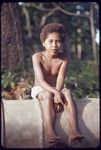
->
<box><xmin>62</xmin><ymin>88</ymin><xmax>84</xmax><ymax>144</ymax></box>
<box><xmin>38</xmin><ymin>91</ymin><xmax>60</xmax><ymax>142</ymax></box>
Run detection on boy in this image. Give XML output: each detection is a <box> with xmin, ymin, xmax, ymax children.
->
<box><xmin>31</xmin><ymin>23</ymin><xmax>83</xmax><ymax>146</ymax></box>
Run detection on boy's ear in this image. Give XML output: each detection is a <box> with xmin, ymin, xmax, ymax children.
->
<box><xmin>42</xmin><ymin>42</ymin><xmax>45</xmax><ymax>47</ymax></box>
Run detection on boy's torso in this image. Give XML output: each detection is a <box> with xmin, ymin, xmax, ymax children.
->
<box><xmin>34</xmin><ymin>51</ymin><xmax>67</xmax><ymax>86</ymax></box>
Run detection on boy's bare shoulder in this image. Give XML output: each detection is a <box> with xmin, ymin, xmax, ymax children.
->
<box><xmin>32</xmin><ymin>52</ymin><xmax>42</xmax><ymax>61</ymax></box>
<box><xmin>59</xmin><ymin>52</ymin><xmax>69</xmax><ymax>63</ymax></box>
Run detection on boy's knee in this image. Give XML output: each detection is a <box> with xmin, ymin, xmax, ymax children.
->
<box><xmin>62</xmin><ymin>88</ymin><xmax>71</xmax><ymax>95</ymax></box>
<box><xmin>43</xmin><ymin>91</ymin><xmax>53</xmax><ymax>100</ymax></box>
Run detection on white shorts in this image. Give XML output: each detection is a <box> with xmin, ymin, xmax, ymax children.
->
<box><xmin>31</xmin><ymin>86</ymin><xmax>45</xmax><ymax>99</ymax></box>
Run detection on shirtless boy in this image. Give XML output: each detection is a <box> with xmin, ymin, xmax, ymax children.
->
<box><xmin>31</xmin><ymin>23</ymin><xmax>83</xmax><ymax>146</ymax></box>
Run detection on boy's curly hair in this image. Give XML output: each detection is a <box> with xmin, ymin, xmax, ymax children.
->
<box><xmin>40</xmin><ymin>23</ymin><xmax>66</xmax><ymax>42</ymax></box>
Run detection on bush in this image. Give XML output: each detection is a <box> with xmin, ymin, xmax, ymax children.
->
<box><xmin>1</xmin><ymin>68</ymin><xmax>17</xmax><ymax>91</ymax></box>
<box><xmin>65</xmin><ymin>60</ymin><xmax>99</xmax><ymax>98</ymax></box>
<box><xmin>1</xmin><ymin>67</ymin><xmax>34</xmax><ymax>91</ymax></box>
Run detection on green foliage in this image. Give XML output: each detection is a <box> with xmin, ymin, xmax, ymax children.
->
<box><xmin>1</xmin><ymin>67</ymin><xmax>34</xmax><ymax>91</ymax></box>
<box><xmin>1</xmin><ymin>67</ymin><xmax>18</xmax><ymax>91</ymax></box>
<box><xmin>65</xmin><ymin>60</ymin><xmax>99</xmax><ymax>98</ymax></box>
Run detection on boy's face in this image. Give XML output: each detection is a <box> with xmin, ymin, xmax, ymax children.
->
<box><xmin>42</xmin><ymin>32</ymin><xmax>62</xmax><ymax>56</ymax></box>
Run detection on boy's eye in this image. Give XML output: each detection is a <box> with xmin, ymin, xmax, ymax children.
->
<box><xmin>49</xmin><ymin>40</ymin><xmax>53</xmax><ymax>43</ymax></box>
<box><xmin>57</xmin><ymin>40</ymin><xmax>61</xmax><ymax>43</ymax></box>
<box><xmin>49</xmin><ymin>40</ymin><xmax>61</xmax><ymax>43</ymax></box>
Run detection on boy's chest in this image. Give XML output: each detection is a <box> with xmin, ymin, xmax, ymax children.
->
<box><xmin>41</xmin><ymin>59</ymin><xmax>62</xmax><ymax>75</ymax></box>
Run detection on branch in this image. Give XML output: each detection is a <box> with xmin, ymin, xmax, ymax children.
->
<box><xmin>31</xmin><ymin>3</ymin><xmax>51</xmax><ymax>11</ymax></box>
<box><xmin>58</xmin><ymin>7</ymin><xmax>89</xmax><ymax>18</ymax></box>
<box><xmin>22</xmin><ymin>6</ymin><xmax>32</xmax><ymax>38</ymax></box>
<box><xmin>22</xmin><ymin>3</ymin><xmax>51</xmax><ymax>11</ymax></box>
<box><xmin>53</xmin><ymin>3</ymin><xmax>89</xmax><ymax>18</ymax></box>
<box><xmin>40</xmin><ymin>7</ymin><xmax>59</xmax><ymax>26</ymax></box>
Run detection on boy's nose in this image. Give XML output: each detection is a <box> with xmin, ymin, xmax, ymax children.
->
<box><xmin>52</xmin><ymin>42</ymin><xmax>57</xmax><ymax>47</ymax></box>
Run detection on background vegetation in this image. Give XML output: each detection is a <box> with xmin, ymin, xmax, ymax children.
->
<box><xmin>1</xmin><ymin>2</ymin><xmax>99</xmax><ymax>98</ymax></box>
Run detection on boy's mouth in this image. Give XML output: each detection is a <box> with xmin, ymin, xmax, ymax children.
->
<box><xmin>51</xmin><ymin>49</ymin><xmax>58</xmax><ymax>51</ymax></box>
<box><xmin>51</xmin><ymin>50</ymin><xmax>57</xmax><ymax>53</ymax></box>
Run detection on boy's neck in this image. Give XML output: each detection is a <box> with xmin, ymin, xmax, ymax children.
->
<box><xmin>44</xmin><ymin>51</ymin><xmax>59</xmax><ymax>59</ymax></box>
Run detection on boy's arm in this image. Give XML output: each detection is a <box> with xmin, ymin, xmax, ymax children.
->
<box><xmin>54</xmin><ymin>58</ymin><xmax>69</xmax><ymax>105</ymax></box>
<box><xmin>32</xmin><ymin>53</ymin><xmax>59</xmax><ymax>95</ymax></box>
<box><xmin>56</xmin><ymin>59</ymin><xmax>69</xmax><ymax>92</ymax></box>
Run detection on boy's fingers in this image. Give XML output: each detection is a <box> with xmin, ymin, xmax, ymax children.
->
<box><xmin>59</xmin><ymin>99</ymin><xmax>64</xmax><ymax>106</ymax></box>
<box><xmin>57</xmin><ymin>104</ymin><xmax>59</xmax><ymax>111</ymax></box>
<box><xmin>57</xmin><ymin>103</ymin><xmax>64</xmax><ymax>112</ymax></box>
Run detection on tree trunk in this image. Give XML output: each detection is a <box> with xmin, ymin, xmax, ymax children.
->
<box><xmin>77</xmin><ymin>43</ymin><xmax>82</xmax><ymax>60</ymax></box>
<box><xmin>1</xmin><ymin>3</ymin><xmax>25</xmax><ymax>71</ymax></box>
<box><xmin>89</xmin><ymin>3</ymin><xmax>98</xmax><ymax>76</ymax></box>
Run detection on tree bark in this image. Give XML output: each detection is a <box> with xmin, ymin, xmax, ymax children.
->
<box><xmin>89</xmin><ymin>3</ymin><xmax>98</xmax><ymax>76</ymax></box>
<box><xmin>1</xmin><ymin>3</ymin><xmax>25</xmax><ymax>71</ymax></box>
<box><xmin>77</xmin><ymin>43</ymin><xmax>82</xmax><ymax>60</ymax></box>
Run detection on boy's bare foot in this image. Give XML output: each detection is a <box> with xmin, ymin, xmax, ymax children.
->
<box><xmin>48</xmin><ymin>136</ymin><xmax>61</xmax><ymax>143</ymax></box>
<box><xmin>68</xmin><ymin>134</ymin><xmax>84</xmax><ymax>146</ymax></box>
<box><xmin>48</xmin><ymin>135</ymin><xmax>61</xmax><ymax>148</ymax></box>
<box><xmin>47</xmin><ymin>131</ymin><xmax>61</xmax><ymax>143</ymax></box>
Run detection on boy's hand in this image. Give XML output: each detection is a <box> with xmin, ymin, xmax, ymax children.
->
<box><xmin>54</xmin><ymin>103</ymin><xmax>64</xmax><ymax>113</ymax></box>
<box><xmin>54</xmin><ymin>91</ymin><xmax>68</xmax><ymax>112</ymax></box>
<box><xmin>54</xmin><ymin>91</ymin><xmax>64</xmax><ymax>105</ymax></box>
